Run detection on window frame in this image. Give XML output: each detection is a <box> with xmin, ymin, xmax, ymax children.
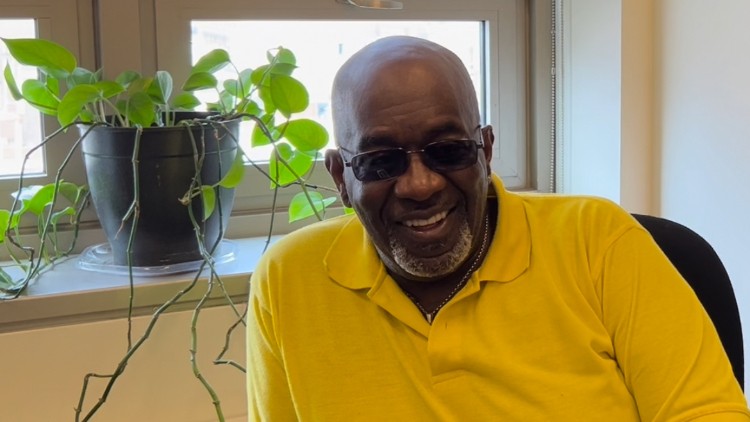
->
<box><xmin>0</xmin><ymin>0</ymin><xmax>96</xmax><ymax>230</ymax></box>
<box><xmin>138</xmin><ymin>0</ymin><xmax>533</xmax><ymax>219</ymax></box>
<box><xmin>1</xmin><ymin>0</ymin><xmax>553</xmax><ymax>256</ymax></box>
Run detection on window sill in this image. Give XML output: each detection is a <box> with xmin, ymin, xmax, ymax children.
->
<box><xmin>0</xmin><ymin>236</ymin><xmax>276</xmax><ymax>334</ymax></box>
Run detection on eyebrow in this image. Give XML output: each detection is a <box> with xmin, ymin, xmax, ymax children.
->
<box><xmin>424</xmin><ymin>122</ymin><xmax>468</xmax><ymax>140</ymax></box>
<box><xmin>358</xmin><ymin>121</ymin><xmax>469</xmax><ymax>150</ymax></box>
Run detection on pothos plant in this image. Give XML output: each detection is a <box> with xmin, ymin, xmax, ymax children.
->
<box><xmin>0</xmin><ymin>37</ymin><xmax>338</xmax><ymax>420</ymax></box>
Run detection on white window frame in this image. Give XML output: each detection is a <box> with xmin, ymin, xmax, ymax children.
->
<box><xmin>0</xmin><ymin>0</ymin><xmax>553</xmax><ymax>253</ymax></box>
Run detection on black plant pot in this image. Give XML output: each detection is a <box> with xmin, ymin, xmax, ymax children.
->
<box><xmin>80</xmin><ymin>113</ymin><xmax>240</xmax><ymax>267</ymax></box>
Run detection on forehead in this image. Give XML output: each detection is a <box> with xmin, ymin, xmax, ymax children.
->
<box><xmin>342</xmin><ymin>59</ymin><xmax>475</xmax><ymax>149</ymax></box>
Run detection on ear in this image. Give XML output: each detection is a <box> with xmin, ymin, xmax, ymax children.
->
<box><xmin>325</xmin><ymin>149</ymin><xmax>352</xmax><ymax>208</ymax></box>
<box><xmin>480</xmin><ymin>125</ymin><xmax>495</xmax><ymax>175</ymax></box>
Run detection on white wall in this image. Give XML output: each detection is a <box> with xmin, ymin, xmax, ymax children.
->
<box><xmin>656</xmin><ymin>0</ymin><xmax>750</xmax><ymax>385</ymax></box>
<box><xmin>563</xmin><ymin>0</ymin><xmax>750</xmax><ymax>387</ymax></box>
<box><xmin>558</xmin><ymin>0</ymin><xmax>622</xmax><ymax>202</ymax></box>
<box><xmin>559</xmin><ymin>0</ymin><xmax>654</xmax><ymax>214</ymax></box>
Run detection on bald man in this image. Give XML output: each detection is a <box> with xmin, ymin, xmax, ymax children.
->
<box><xmin>246</xmin><ymin>36</ymin><xmax>748</xmax><ymax>421</ymax></box>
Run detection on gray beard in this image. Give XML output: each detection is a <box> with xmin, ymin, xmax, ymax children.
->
<box><xmin>388</xmin><ymin>218</ymin><xmax>473</xmax><ymax>278</ymax></box>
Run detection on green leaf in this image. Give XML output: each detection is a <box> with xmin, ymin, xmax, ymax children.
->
<box><xmin>266</xmin><ymin>47</ymin><xmax>297</xmax><ymax>66</ymax></box>
<box><xmin>8</xmin><ymin>209</ymin><xmax>23</xmax><ymax>230</ymax></box>
<box><xmin>95</xmin><ymin>80</ymin><xmax>125</xmax><ymax>99</ymax></box>
<box><xmin>115</xmin><ymin>70</ymin><xmax>141</xmax><ymax>88</ymax></box>
<box><xmin>1</xmin><ymin>38</ymin><xmax>76</xmax><ymax>79</ymax></box>
<box><xmin>268</xmin><ymin>143</ymin><xmax>314</xmax><ymax>188</ymax></box>
<box><xmin>15</xmin><ymin>184</ymin><xmax>55</xmax><ymax>216</ymax></box>
<box><xmin>288</xmin><ymin>191</ymin><xmax>336</xmax><ymax>223</ymax></box>
<box><xmin>192</xmin><ymin>49</ymin><xmax>230</xmax><ymax>74</ymax></box>
<box><xmin>223</xmin><ymin>79</ymin><xmax>242</xmax><ymax>97</ymax></box>
<box><xmin>257</xmin><ymin>84</ymin><xmax>276</xmax><ymax>115</ymax></box>
<box><xmin>0</xmin><ymin>209</ymin><xmax>10</xmax><ymax>243</ymax></box>
<box><xmin>279</xmin><ymin>119</ymin><xmax>329</xmax><ymax>151</ymax></box>
<box><xmin>3</xmin><ymin>63</ymin><xmax>23</xmax><ymax>100</ymax></box>
<box><xmin>182</xmin><ymin>72</ymin><xmax>218</xmax><ymax>92</ymax></box>
<box><xmin>239</xmin><ymin>99</ymin><xmax>261</xmax><ymax>116</ymax></box>
<box><xmin>21</xmin><ymin>80</ymin><xmax>59</xmax><ymax>116</ymax></box>
<box><xmin>218</xmin><ymin>151</ymin><xmax>246</xmax><ymax>188</ymax></box>
<box><xmin>251</xmin><ymin>65</ymin><xmax>271</xmax><ymax>87</ymax></box>
<box><xmin>253</xmin><ymin>61</ymin><xmax>296</xmax><ymax>83</ymax></box>
<box><xmin>217</xmin><ymin>90</ymin><xmax>234</xmax><ymax>113</ymax></box>
<box><xmin>57</xmin><ymin>181</ymin><xmax>84</xmax><ymax>204</ymax></box>
<box><xmin>269</xmin><ymin>62</ymin><xmax>297</xmax><ymax>76</ymax></box>
<box><xmin>46</xmin><ymin>76</ymin><xmax>60</xmax><ymax>98</ymax></box>
<box><xmin>50</xmin><ymin>206</ymin><xmax>76</xmax><ymax>225</ymax></box>
<box><xmin>201</xmin><ymin>186</ymin><xmax>216</xmax><ymax>220</ymax></box>
<box><xmin>251</xmin><ymin>114</ymin><xmax>278</xmax><ymax>147</ymax></box>
<box><xmin>269</xmin><ymin>142</ymin><xmax>292</xmax><ymax>184</ymax></box>
<box><xmin>68</xmin><ymin>67</ymin><xmax>99</xmax><ymax>87</ymax></box>
<box><xmin>79</xmin><ymin>109</ymin><xmax>96</xmax><ymax>123</ymax></box>
<box><xmin>272</xmin><ymin>47</ymin><xmax>297</xmax><ymax>66</ymax></box>
<box><xmin>147</xmin><ymin>70</ymin><xmax>173</xmax><ymax>105</ymax></box>
<box><xmin>170</xmin><ymin>92</ymin><xmax>201</xmax><ymax>110</ymax></box>
<box><xmin>238</xmin><ymin>68</ymin><xmax>254</xmax><ymax>97</ymax></box>
<box><xmin>125</xmin><ymin>76</ymin><xmax>150</xmax><ymax>96</ymax></box>
<box><xmin>58</xmin><ymin>84</ymin><xmax>101</xmax><ymax>126</ymax></box>
<box><xmin>122</xmin><ymin>91</ymin><xmax>156</xmax><ymax>127</ymax></box>
<box><xmin>270</xmin><ymin>74</ymin><xmax>308</xmax><ymax>118</ymax></box>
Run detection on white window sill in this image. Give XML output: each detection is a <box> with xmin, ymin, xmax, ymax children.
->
<box><xmin>0</xmin><ymin>236</ymin><xmax>275</xmax><ymax>334</ymax></box>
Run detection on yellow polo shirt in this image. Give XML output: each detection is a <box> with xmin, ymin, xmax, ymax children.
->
<box><xmin>247</xmin><ymin>176</ymin><xmax>748</xmax><ymax>421</ymax></box>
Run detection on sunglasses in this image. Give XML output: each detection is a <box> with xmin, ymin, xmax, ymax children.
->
<box><xmin>342</xmin><ymin>138</ymin><xmax>483</xmax><ymax>182</ymax></box>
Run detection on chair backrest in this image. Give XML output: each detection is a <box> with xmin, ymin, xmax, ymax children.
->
<box><xmin>632</xmin><ymin>213</ymin><xmax>744</xmax><ymax>390</ymax></box>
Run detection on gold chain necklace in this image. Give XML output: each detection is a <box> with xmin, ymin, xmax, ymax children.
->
<box><xmin>404</xmin><ymin>213</ymin><xmax>490</xmax><ymax>324</ymax></box>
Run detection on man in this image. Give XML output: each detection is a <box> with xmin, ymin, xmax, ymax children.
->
<box><xmin>247</xmin><ymin>36</ymin><xmax>748</xmax><ymax>420</ymax></box>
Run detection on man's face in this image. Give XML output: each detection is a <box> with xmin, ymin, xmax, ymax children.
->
<box><xmin>328</xmin><ymin>59</ymin><xmax>493</xmax><ymax>282</ymax></box>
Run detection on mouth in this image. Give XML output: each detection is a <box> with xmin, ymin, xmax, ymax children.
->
<box><xmin>394</xmin><ymin>208</ymin><xmax>458</xmax><ymax>248</ymax></box>
<box><xmin>389</xmin><ymin>207</ymin><xmax>468</xmax><ymax>262</ymax></box>
<box><xmin>402</xmin><ymin>210</ymin><xmax>449</xmax><ymax>230</ymax></box>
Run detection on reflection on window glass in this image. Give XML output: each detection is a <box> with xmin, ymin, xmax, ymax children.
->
<box><xmin>191</xmin><ymin>20</ymin><xmax>483</xmax><ymax>162</ymax></box>
<box><xmin>0</xmin><ymin>19</ymin><xmax>43</xmax><ymax>178</ymax></box>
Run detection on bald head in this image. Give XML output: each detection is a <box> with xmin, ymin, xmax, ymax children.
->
<box><xmin>331</xmin><ymin>36</ymin><xmax>480</xmax><ymax>149</ymax></box>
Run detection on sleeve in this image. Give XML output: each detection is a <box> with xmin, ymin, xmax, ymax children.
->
<box><xmin>246</xmin><ymin>264</ymin><xmax>298</xmax><ymax>421</ymax></box>
<box><xmin>598</xmin><ymin>227</ymin><xmax>750</xmax><ymax>422</ymax></box>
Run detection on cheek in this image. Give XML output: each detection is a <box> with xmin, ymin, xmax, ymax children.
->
<box><xmin>347</xmin><ymin>181</ymin><xmax>392</xmax><ymax>227</ymax></box>
<box><xmin>455</xmin><ymin>170</ymin><xmax>489</xmax><ymax>217</ymax></box>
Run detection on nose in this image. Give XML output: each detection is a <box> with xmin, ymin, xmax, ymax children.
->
<box><xmin>392</xmin><ymin>153</ymin><xmax>446</xmax><ymax>201</ymax></box>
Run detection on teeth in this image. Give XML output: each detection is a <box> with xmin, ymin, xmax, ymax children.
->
<box><xmin>403</xmin><ymin>211</ymin><xmax>448</xmax><ymax>228</ymax></box>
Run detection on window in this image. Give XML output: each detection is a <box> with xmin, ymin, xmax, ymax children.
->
<box><xmin>1</xmin><ymin>0</ymin><xmax>553</xmax><ymax>257</ymax></box>
<box><xmin>143</xmin><ymin>0</ymin><xmax>552</xmax><ymax>231</ymax></box>
<box><xmin>0</xmin><ymin>19</ymin><xmax>42</xmax><ymax>177</ymax></box>
<box><xmin>189</xmin><ymin>20</ymin><xmax>484</xmax><ymax>163</ymax></box>
<box><xmin>0</xmin><ymin>0</ymin><xmax>95</xmax><ymax>252</ymax></box>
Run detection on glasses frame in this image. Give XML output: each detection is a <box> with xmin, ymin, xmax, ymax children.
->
<box><xmin>340</xmin><ymin>127</ymin><xmax>485</xmax><ymax>182</ymax></box>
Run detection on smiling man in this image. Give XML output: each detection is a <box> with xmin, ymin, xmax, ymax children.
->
<box><xmin>246</xmin><ymin>36</ymin><xmax>748</xmax><ymax>421</ymax></box>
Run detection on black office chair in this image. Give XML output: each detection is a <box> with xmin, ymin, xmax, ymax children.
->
<box><xmin>632</xmin><ymin>213</ymin><xmax>744</xmax><ymax>390</ymax></box>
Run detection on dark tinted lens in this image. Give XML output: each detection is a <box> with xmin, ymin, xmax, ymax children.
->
<box><xmin>423</xmin><ymin>140</ymin><xmax>478</xmax><ymax>171</ymax></box>
<box><xmin>351</xmin><ymin>149</ymin><xmax>408</xmax><ymax>181</ymax></box>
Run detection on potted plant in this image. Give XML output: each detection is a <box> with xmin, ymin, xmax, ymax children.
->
<box><xmin>0</xmin><ymin>37</ymin><xmax>338</xmax><ymax>420</ymax></box>
<box><xmin>2</xmin><ymin>37</ymin><xmax>334</xmax><ymax>269</ymax></box>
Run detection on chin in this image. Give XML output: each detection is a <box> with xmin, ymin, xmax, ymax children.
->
<box><xmin>390</xmin><ymin>222</ymin><xmax>472</xmax><ymax>278</ymax></box>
